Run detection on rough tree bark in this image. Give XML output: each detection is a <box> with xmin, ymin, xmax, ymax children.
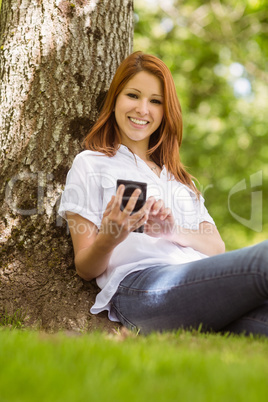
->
<box><xmin>0</xmin><ymin>0</ymin><xmax>133</xmax><ymax>331</ymax></box>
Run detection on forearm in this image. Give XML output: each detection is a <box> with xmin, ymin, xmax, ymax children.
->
<box><xmin>171</xmin><ymin>224</ymin><xmax>225</xmax><ymax>256</ymax></box>
<box><xmin>74</xmin><ymin>234</ymin><xmax>115</xmax><ymax>281</ymax></box>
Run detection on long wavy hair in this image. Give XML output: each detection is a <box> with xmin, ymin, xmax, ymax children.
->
<box><xmin>84</xmin><ymin>51</ymin><xmax>199</xmax><ymax>197</ymax></box>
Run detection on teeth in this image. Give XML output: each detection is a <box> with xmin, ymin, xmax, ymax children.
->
<box><xmin>129</xmin><ymin>117</ymin><xmax>148</xmax><ymax>125</ymax></box>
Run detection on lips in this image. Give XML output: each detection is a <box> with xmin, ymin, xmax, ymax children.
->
<box><xmin>129</xmin><ymin>117</ymin><xmax>149</xmax><ymax>126</ymax></box>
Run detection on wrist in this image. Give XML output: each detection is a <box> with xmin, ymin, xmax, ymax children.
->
<box><xmin>95</xmin><ymin>231</ymin><xmax>117</xmax><ymax>254</ymax></box>
<box><xmin>169</xmin><ymin>225</ymin><xmax>189</xmax><ymax>247</ymax></box>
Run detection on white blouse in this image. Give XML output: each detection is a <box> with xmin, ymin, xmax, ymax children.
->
<box><xmin>58</xmin><ymin>145</ymin><xmax>215</xmax><ymax>321</ymax></box>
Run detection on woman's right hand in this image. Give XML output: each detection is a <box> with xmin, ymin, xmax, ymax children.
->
<box><xmin>67</xmin><ymin>185</ymin><xmax>155</xmax><ymax>281</ymax></box>
<box><xmin>98</xmin><ymin>184</ymin><xmax>155</xmax><ymax>248</ymax></box>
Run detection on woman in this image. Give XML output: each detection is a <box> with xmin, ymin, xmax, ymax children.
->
<box><xmin>59</xmin><ymin>51</ymin><xmax>268</xmax><ymax>335</ymax></box>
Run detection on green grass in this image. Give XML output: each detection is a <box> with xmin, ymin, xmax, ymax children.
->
<box><xmin>0</xmin><ymin>329</ymin><xmax>268</xmax><ymax>402</ymax></box>
<box><xmin>0</xmin><ymin>308</ymin><xmax>27</xmax><ymax>329</ymax></box>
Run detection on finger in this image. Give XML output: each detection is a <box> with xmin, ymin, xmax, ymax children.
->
<box><xmin>159</xmin><ymin>207</ymin><xmax>172</xmax><ymax>220</ymax></box>
<box><xmin>152</xmin><ymin>199</ymin><xmax>165</xmax><ymax>215</ymax></box>
<box><xmin>112</xmin><ymin>184</ymin><xmax>125</xmax><ymax>211</ymax></box>
<box><xmin>130</xmin><ymin>197</ymin><xmax>154</xmax><ymax>224</ymax></box>
<box><xmin>127</xmin><ymin>195</ymin><xmax>153</xmax><ymax>227</ymax></box>
<box><xmin>130</xmin><ymin>211</ymin><xmax>150</xmax><ymax>232</ymax></box>
<box><xmin>103</xmin><ymin>196</ymin><xmax>115</xmax><ymax>217</ymax></box>
<box><xmin>139</xmin><ymin>196</ymin><xmax>155</xmax><ymax>214</ymax></box>
<box><xmin>122</xmin><ymin>188</ymin><xmax>142</xmax><ymax>215</ymax></box>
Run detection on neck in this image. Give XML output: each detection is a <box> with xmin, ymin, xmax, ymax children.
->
<box><xmin>121</xmin><ymin>142</ymin><xmax>150</xmax><ymax>162</ymax></box>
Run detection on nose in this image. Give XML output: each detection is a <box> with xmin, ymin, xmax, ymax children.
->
<box><xmin>135</xmin><ymin>99</ymin><xmax>149</xmax><ymax>116</ymax></box>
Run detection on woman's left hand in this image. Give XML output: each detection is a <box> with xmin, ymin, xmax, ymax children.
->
<box><xmin>144</xmin><ymin>199</ymin><xmax>176</xmax><ymax>240</ymax></box>
<box><xmin>144</xmin><ymin>199</ymin><xmax>225</xmax><ymax>256</ymax></box>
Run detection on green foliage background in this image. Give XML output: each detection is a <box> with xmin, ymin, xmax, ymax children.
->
<box><xmin>134</xmin><ymin>0</ymin><xmax>268</xmax><ymax>250</ymax></box>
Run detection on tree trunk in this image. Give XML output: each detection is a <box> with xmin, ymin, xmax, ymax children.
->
<box><xmin>0</xmin><ymin>0</ymin><xmax>133</xmax><ymax>332</ymax></box>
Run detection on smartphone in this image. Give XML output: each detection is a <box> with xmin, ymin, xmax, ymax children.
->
<box><xmin>116</xmin><ymin>179</ymin><xmax>147</xmax><ymax>233</ymax></box>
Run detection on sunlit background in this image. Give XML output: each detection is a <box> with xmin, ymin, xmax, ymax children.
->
<box><xmin>134</xmin><ymin>0</ymin><xmax>268</xmax><ymax>250</ymax></box>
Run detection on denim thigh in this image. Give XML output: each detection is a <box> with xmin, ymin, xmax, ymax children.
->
<box><xmin>111</xmin><ymin>241</ymin><xmax>268</xmax><ymax>335</ymax></box>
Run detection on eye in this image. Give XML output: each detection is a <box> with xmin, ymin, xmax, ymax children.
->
<box><xmin>126</xmin><ymin>93</ymin><xmax>138</xmax><ymax>99</ymax></box>
<box><xmin>151</xmin><ymin>99</ymin><xmax>162</xmax><ymax>105</ymax></box>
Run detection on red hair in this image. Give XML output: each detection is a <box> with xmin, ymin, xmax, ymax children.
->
<box><xmin>84</xmin><ymin>51</ymin><xmax>200</xmax><ymax>197</ymax></box>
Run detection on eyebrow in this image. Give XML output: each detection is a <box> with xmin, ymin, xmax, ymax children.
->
<box><xmin>126</xmin><ymin>87</ymin><xmax>164</xmax><ymax>98</ymax></box>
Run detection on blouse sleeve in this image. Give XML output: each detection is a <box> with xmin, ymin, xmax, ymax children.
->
<box><xmin>193</xmin><ymin>193</ymin><xmax>215</xmax><ymax>226</ymax></box>
<box><xmin>172</xmin><ymin>182</ymin><xmax>215</xmax><ymax>230</ymax></box>
<box><xmin>58</xmin><ymin>153</ymin><xmax>103</xmax><ymax>228</ymax></box>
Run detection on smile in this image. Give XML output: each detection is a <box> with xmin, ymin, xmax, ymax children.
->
<box><xmin>129</xmin><ymin>117</ymin><xmax>149</xmax><ymax>126</ymax></box>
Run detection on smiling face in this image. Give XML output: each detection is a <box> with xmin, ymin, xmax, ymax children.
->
<box><xmin>114</xmin><ymin>71</ymin><xmax>164</xmax><ymax>157</ymax></box>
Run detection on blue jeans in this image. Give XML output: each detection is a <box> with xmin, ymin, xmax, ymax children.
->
<box><xmin>111</xmin><ymin>241</ymin><xmax>268</xmax><ymax>335</ymax></box>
